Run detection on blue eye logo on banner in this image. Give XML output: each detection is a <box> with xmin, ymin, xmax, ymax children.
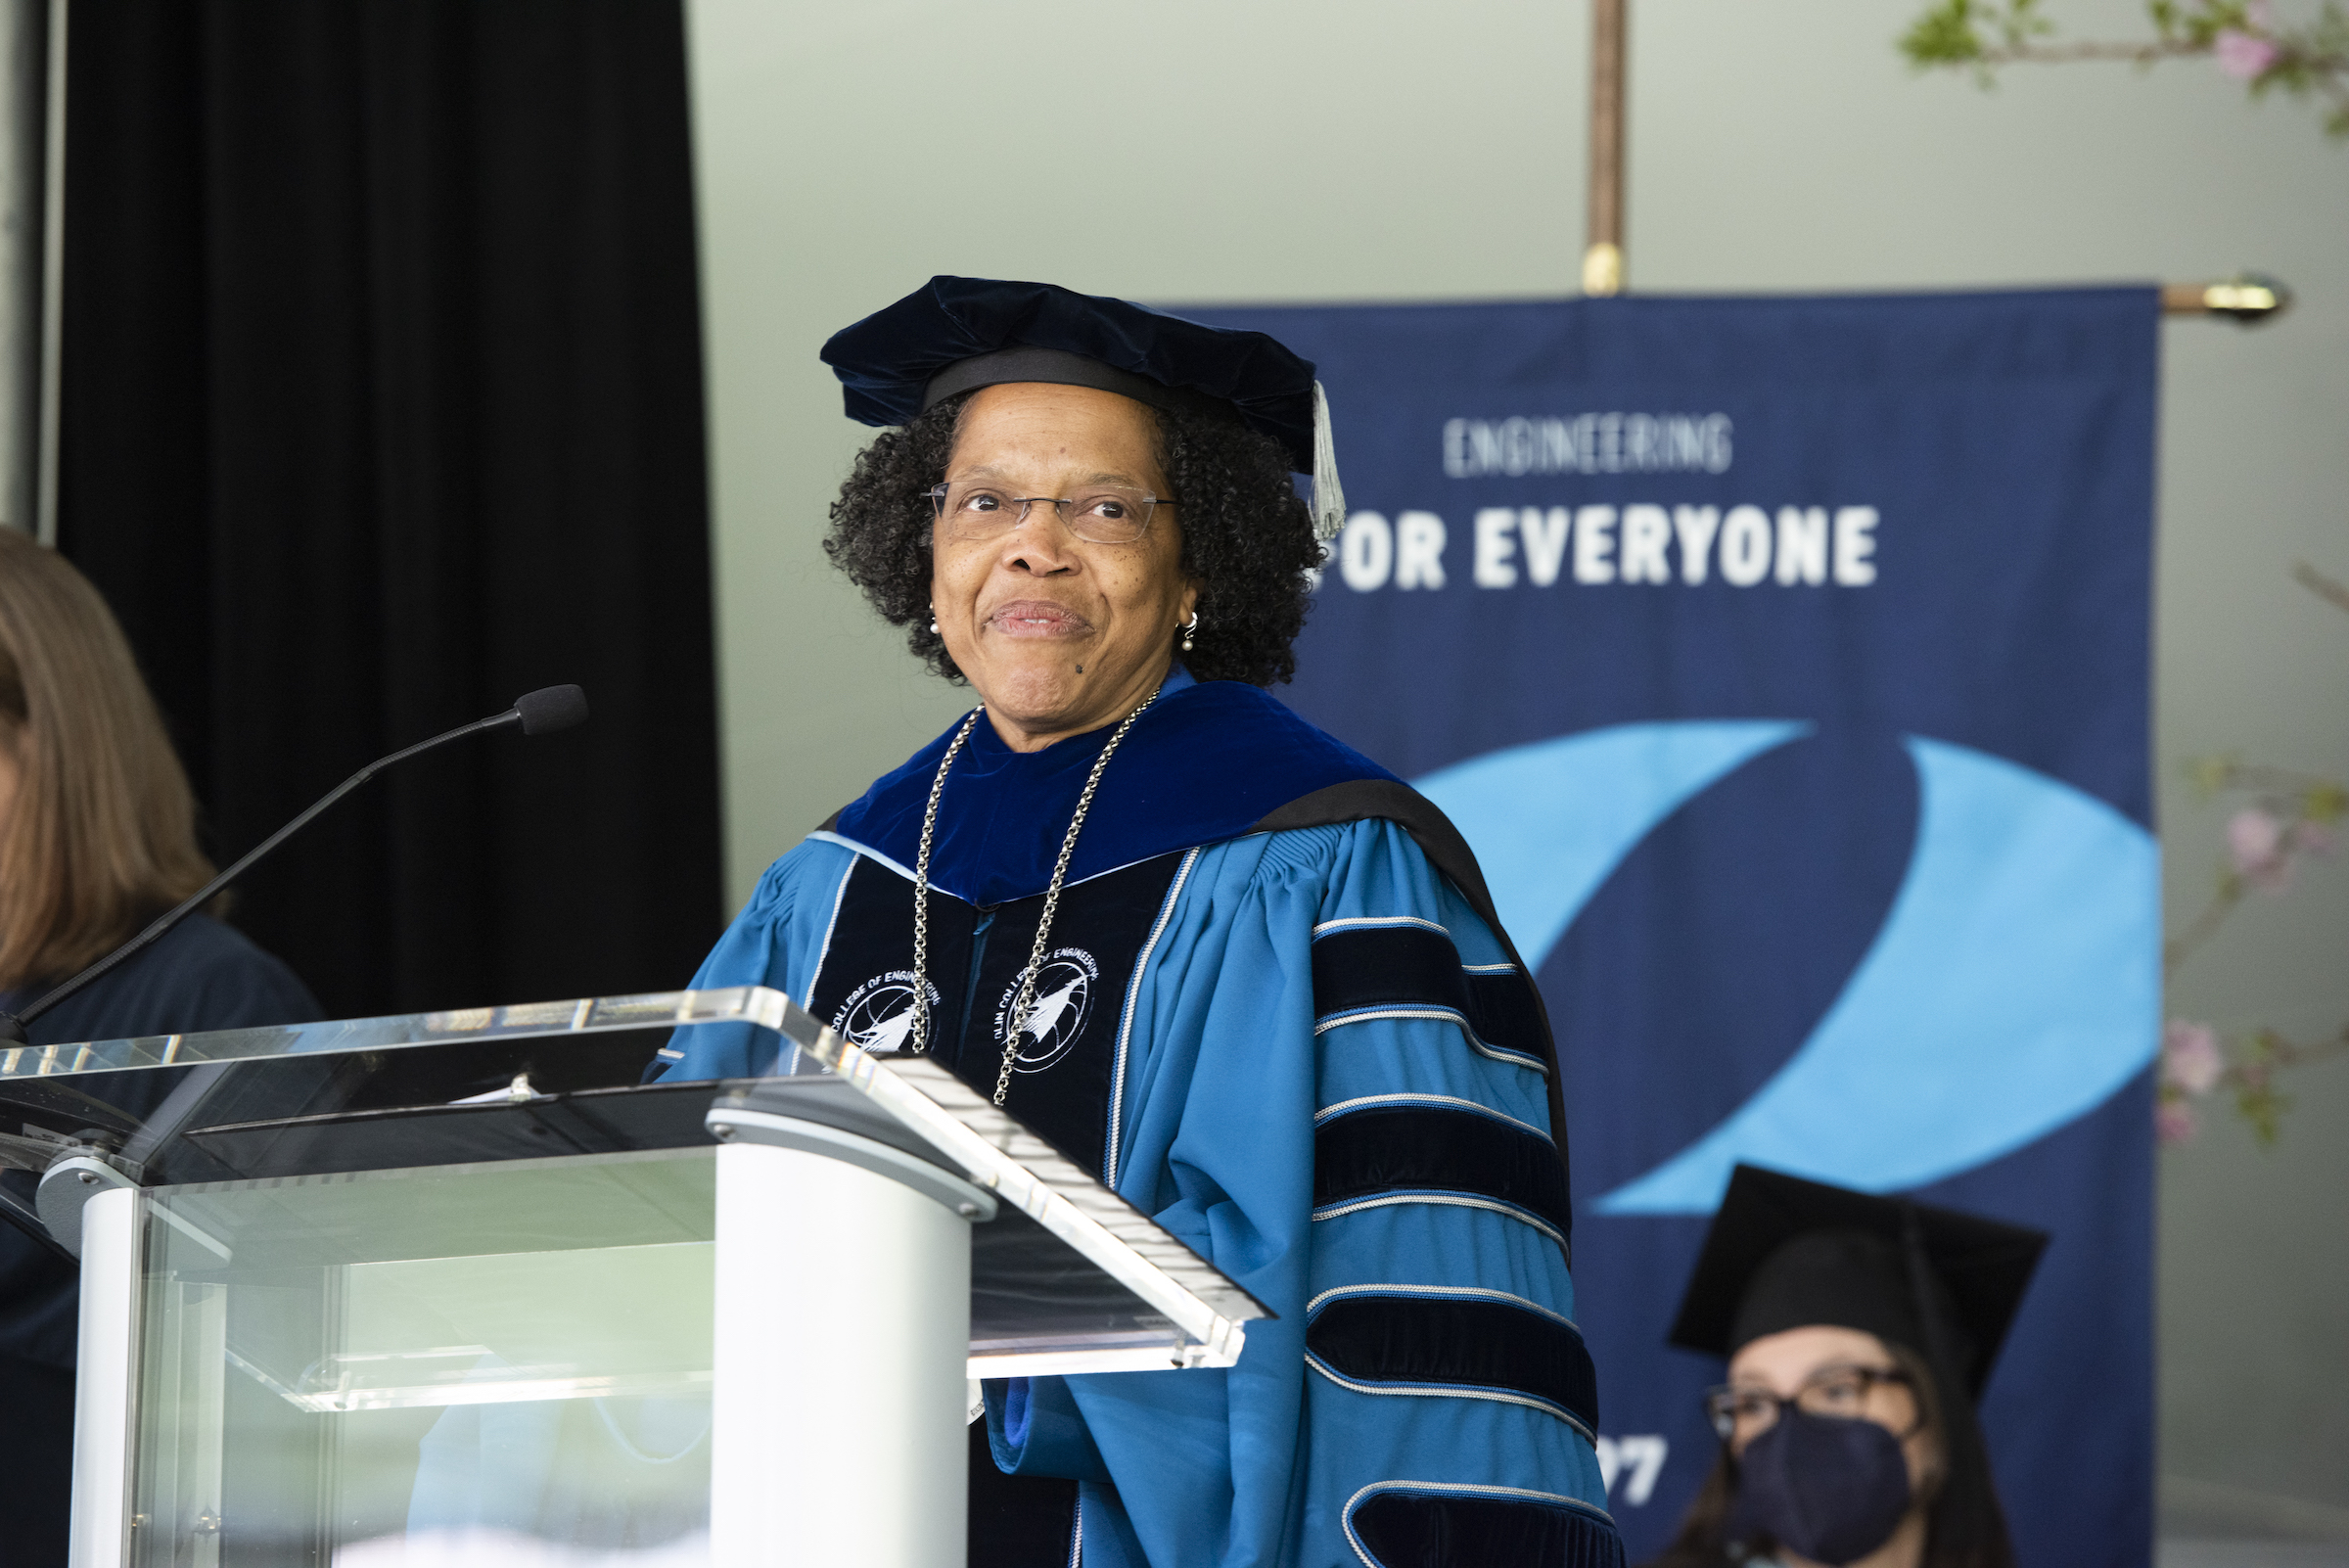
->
<box><xmin>1194</xmin><ymin>291</ymin><xmax>2159</xmax><ymax>1568</ymax></box>
<box><xmin>1416</xmin><ymin>722</ymin><xmax>2156</xmax><ymax>1211</ymax></box>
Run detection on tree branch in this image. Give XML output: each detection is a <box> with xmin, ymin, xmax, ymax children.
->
<box><xmin>1970</xmin><ymin>37</ymin><xmax>2207</xmax><ymax>65</ymax></box>
<box><xmin>2164</xmin><ymin>874</ymin><xmax>2245</xmax><ymax>976</ymax></box>
<box><xmin>2293</xmin><ymin>559</ymin><xmax>2349</xmax><ymax>616</ymax></box>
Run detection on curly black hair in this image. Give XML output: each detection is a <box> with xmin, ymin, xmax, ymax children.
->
<box><xmin>820</xmin><ymin>390</ymin><xmax>1321</xmax><ymax>687</ymax></box>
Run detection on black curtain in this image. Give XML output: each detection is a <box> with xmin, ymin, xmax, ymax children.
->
<box><xmin>56</xmin><ymin>0</ymin><xmax>724</xmax><ymax>1018</ymax></box>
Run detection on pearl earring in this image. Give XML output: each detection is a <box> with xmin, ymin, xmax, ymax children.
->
<box><xmin>929</xmin><ymin>608</ymin><xmax>939</xmax><ymax>633</ymax></box>
<box><xmin>1179</xmin><ymin>611</ymin><xmax>1199</xmax><ymax>652</ymax></box>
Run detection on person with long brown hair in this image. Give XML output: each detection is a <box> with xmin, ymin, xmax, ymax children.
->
<box><xmin>0</xmin><ymin>527</ymin><xmax>316</xmax><ymax>1568</ymax></box>
<box><xmin>1642</xmin><ymin>1166</ymin><xmax>2048</xmax><ymax>1568</ymax></box>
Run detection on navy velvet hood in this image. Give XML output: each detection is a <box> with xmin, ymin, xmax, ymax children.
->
<box><xmin>827</xmin><ymin>669</ymin><xmax>1399</xmax><ymax>907</ymax></box>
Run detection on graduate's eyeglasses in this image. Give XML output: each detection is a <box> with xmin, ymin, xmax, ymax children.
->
<box><xmin>1703</xmin><ymin>1363</ymin><xmax>1913</xmax><ymax>1443</ymax></box>
<box><xmin>925</xmin><ymin>482</ymin><xmax>1176</xmax><ymax>544</ymax></box>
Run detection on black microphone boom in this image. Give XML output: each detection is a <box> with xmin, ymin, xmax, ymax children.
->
<box><xmin>0</xmin><ymin>685</ymin><xmax>589</xmax><ymax>1044</ymax></box>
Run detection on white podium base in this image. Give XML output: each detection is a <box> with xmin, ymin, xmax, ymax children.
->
<box><xmin>69</xmin><ymin>1185</ymin><xmax>139</xmax><ymax>1568</ymax></box>
<box><xmin>711</xmin><ymin>1138</ymin><xmax>976</xmax><ymax>1568</ymax></box>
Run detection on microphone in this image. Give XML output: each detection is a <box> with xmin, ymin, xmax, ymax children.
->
<box><xmin>0</xmin><ymin>685</ymin><xmax>589</xmax><ymax>1045</ymax></box>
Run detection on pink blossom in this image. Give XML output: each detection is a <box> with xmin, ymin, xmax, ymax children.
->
<box><xmin>2215</xmin><ymin>28</ymin><xmax>2280</xmax><ymax>80</ymax></box>
<box><xmin>2157</xmin><ymin>1098</ymin><xmax>2200</xmax><ymax>1145</ymax></box>
<box><xmin>2163</xmin><ymin>1021</ymin><xmax>2225</xmax><ymax>1095</ymax></box>
<box><xmin>2228</xmin><ymin>807</ymin><xmax>2282</xmax><ymax>867</ymax></box>
<box><xmin>2228</xmin><ymin>807</ymin><xmax>2295</xmax><ymax>891</ymax></box>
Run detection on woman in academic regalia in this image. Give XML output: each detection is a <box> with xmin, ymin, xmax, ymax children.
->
<box><xmin>0</xmin><ymin>529</ymin><xmax>317</xmax><ymax>1568</ymax></box>
<box><xmin>650</xmin><ymin>279</ymin><xmax>1623</xmax><ymax>1568</ymax></box>
<box><xmin>1642</xmin><ymin>1165</ymin><xmax>2048</xmax><ymax>1568</ymax></box>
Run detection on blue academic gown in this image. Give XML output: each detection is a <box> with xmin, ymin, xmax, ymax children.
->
<box><xmin>653</xmin><ymin>669</ymin><xmax>1622</xmax><ymax>1568</ymax></box>
<box><xmin>0</xmin><ymin>914</ymin><xmax>318</xmax><ymax>1568</ymax></box>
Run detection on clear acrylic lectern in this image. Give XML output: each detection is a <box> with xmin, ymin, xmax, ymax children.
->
<box><xmin>3</xmin><ymin>988</ymin><xmax>1267</xmax><ymax>1568</ymax></box>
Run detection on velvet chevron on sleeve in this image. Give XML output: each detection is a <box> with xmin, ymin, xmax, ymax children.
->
<box><xmin>990</xmin><ymin>820</ymin><xmax>1617</xmax><ymax>1568</ymax></box>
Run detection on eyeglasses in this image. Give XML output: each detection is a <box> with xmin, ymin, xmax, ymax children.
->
<box><xmin>1702</xmin><ymin>1363</ymin><xmax>1914</xmax><ymax>1444</ymax></box>
<box><xmin>924</xmin><ymin>481</ymin><xmax>1176</xmax><ymax>544</ymax></box>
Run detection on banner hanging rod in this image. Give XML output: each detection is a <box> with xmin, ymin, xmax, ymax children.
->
<box><xmin>1580</xmin><ymin>2</ymin><xmax>2289</xmax><ymax>325</ymax></box>
<box><xmin>1583</xmin><ymin>0</ymin><xmax>1625</xmax><ymax>297</ymax></box>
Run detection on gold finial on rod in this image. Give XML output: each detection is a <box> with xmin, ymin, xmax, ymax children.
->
<box><xmin>2161</xmin><ymin>275</ymin><xmax>2291</xmax><ymax>322</ymax></box>
<box><xmin>1584</xmin><ymin>243</ymin><xmax>1624</xmax><ymax>297</ymax></box>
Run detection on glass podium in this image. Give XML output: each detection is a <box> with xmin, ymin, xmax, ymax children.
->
<box><xmin>5</xmin><ymin>988</ymin><xmax>1267</xmax><ymax>1568</ymax></box>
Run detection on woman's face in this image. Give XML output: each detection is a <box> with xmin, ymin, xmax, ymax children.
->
<box><xmin>929</xmin><ymin>382</ymin><xmax>1198</xmax><ymax>753</ymax></box>
<box><xmin>1726</xmin><ymin>1325</ymin><xmax>1939</xmax><ymax>1496</ymax></box>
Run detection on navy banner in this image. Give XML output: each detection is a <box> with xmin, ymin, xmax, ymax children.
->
<box><xmin>1194</xmin><ymin>292</ymin><xmax>2158</xmax><ymax>1567</ymax></box>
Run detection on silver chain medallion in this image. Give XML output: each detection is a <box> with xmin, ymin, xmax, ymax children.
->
<box><xmin>905</xmin><ymin>706</ymin><xmax>987</xmax><ymax>1056</ymax></box>
<box><xmin>904</xmin><ymin>686</ymin><xmax>1162</xmax><ymax>1107</ymax></box>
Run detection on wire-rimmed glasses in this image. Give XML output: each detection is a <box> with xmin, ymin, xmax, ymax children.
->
<box><xmin>924</xmin><ymin>481</ymin><xmax>1175</xmax><ymax>544</ymax></box>
<box><xmin>1702</xmin><ymin>1362</ymin><xmax>1915</xmax><ymax>1445</ymax></box>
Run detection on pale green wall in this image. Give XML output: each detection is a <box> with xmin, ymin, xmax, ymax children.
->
<box><xmin>684</xmin><ymin>0</ymin><xmax>2349</xmax><ymax>1531</ymax></box>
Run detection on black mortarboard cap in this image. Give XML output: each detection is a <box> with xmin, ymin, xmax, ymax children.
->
<box><xmin>1667</xmin><ymin>1165</ymin><xmax>2049</xmax><ymax>1401</ymax></box>
<box><xmin>819</xmin><ymin>277</ymin><xmax>1345</xmax><ymax>535</ymax></box>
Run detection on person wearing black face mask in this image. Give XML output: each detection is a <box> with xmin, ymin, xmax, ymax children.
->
<box><xmin>1642</xmin><ymin>1165</ymin><xmax>2049</xmax><ymax>1568</ymax></box>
